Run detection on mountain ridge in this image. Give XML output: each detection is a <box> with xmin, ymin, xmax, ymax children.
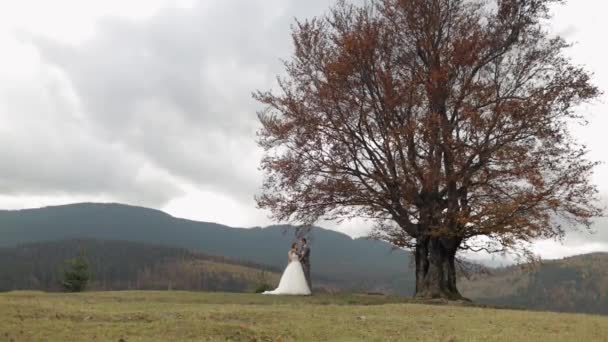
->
<box><xmin>0</xmin><ymin>202</ymin><xmax>414</xmax><ymax>294</ymax></box>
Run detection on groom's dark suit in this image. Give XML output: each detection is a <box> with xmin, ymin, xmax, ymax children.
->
<box><xmin>299</xmin><ymin>244</ymin><xmax>311</xmax><ymax>290</ymax></box>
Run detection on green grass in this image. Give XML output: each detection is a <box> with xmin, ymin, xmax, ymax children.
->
<box><xmin>1</xmin><ymin>291</ymin><xmax>607</xmax><ymax>341</ymax></box>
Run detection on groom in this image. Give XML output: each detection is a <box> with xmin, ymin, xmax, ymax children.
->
<box><xmin>298</xmin><ymin>238</ymin><xmax>311</xmax><ymax>290</ymax></box>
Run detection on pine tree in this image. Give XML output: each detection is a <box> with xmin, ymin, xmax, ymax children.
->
<box><xmin>62</xmin><ymin>250</ymin><xmax>90</xmax><ymax>292</ymax></box>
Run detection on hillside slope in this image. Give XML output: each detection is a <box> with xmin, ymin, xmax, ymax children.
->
<box><xmin>0</xmin><ymin>203</ymin><xmax>414</xmax><ymax>294</ymax></box>
<box><xmin>460</xmin><ymin>252</ymin><xmax>608</xmax><ymax>315</ymax></box>
<box><xmin>2</xmin><ymin>203</ymin><xmax>607</xmax><ymax>315</ymax></box>
<box><xmin>0</xmin><ymin>239</ymin><xmax>280</xmax><ymax>292</ymax></box>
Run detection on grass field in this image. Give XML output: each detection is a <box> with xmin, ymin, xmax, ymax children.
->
<box><xmin>1</xmin><ymin>291</ymin><xmax>607</xmax><ymax>342</ymax></box>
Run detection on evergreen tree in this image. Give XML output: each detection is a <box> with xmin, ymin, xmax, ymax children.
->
<box><xmin>62</xmin><ymin>250</ymin><xmax>90</xmax><ymax>292</ymax></box>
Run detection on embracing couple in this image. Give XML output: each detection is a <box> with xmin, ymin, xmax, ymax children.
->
<box><xmin>263</xmin><ymin>238</ymin><xmax>311</xmax><ymax>295</ymax></box>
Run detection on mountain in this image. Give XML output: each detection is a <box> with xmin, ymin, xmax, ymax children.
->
<box><xmin>0</xmin><ymin>239</ymin><xmax>280</xmax><ymax>292</ymax></box>
<box><xmin>459</xmin><ymin>253</ymin><xmax>608</xmax><ymax>315</ymax></box>
<box><xmin>0</xmin><ymin>203</ymin><xmax>415</xmax><ymax>294</ymax></box>
<box><xmin>2</xmin><ymin>239</ymin><xmax>606</xmax><ymax>315</ymax></box>
<box><xmin>3</xmin><ymin>202</ymin><xmax>606</xmax><ymax>315</ymax></box>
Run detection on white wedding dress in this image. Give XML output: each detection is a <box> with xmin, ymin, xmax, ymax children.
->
<box><xmin>263</xmin><ymin>250</ymin><xmax>311</xmax><ymax>295</ymax></box>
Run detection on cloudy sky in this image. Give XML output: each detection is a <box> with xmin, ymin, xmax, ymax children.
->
<box><xmin>0</xmin><ymin>0</ymin><xmax>606</xmax><ymax>262</ymax></box>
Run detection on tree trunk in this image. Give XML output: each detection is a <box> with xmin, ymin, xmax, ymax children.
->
<box><xmin>414</xmin><ymin>237</ymin><xmax>464</xmax><ymax>300</ymax></box>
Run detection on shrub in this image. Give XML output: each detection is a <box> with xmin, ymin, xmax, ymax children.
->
<box><xmin>254</xmin><ymin>283</ymin><xmax>273</xmax><ymax>293</ymax></box>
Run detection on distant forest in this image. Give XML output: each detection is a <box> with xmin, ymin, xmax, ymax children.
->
<box><xmin>459</xmin><ymin>253</ymin><xmax>608</xmax><ymax>315</ymax></box>
<box><xmin>0</xmin><ymin>239</ymin><xmax>279</xmax><ymax>293</ymax></box>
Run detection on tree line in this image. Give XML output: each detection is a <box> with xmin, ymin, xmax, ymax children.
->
<box><xmin>0</xmin><ymin>239</ymin><xmax>277</xmax><ymax>293</ymax></box>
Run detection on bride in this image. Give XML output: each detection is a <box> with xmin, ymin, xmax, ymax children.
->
<box><xmin>263</xmin><ymin>243</ymin><xmax>311</xmax><ymax>295</ymax></box>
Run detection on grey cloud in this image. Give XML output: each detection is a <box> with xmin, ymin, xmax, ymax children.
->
<box><xmin>0</xmin><ymin>64</ymin><xmax>182</xmax><ymax>206</ymax></box>
<box><xmin>2</xmin><ymin>0</ymin><xmax>605</xmax><ymax>256</ymax></box>
<box><xmin>562</xmin><ymin>218</ymin><xmax>608</xmax><ymax>246</ymax></box>
<box><xmin>17</xmin><ymin>0</ymin><xmax>341</xmax><ymax>204</ymax></box>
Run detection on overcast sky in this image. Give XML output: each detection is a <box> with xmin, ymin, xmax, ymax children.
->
<box><xmin>0</xmin><ymin>0</ymin><xmax>606</xmax><ymax>262</ymax></box>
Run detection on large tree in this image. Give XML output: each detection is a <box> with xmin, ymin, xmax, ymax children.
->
<box><xmin>254</xmin><ymin>0</ymin><xmax>602</xmax><ymax>299</ymax></box>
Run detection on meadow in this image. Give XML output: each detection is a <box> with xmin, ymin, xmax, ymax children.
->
<box><xmin>1</xmin><ymin>291</ymin><xmax>607</xmax><ymax>341</ymax></box>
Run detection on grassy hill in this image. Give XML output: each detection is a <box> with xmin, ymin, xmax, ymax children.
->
<box><xmin>459</xmin><ymin>253</ymin><xmax>608</xmax><ymax>315</ymax></box>
<box><xmin>0</xmin><ymin>203</ymin><xmax>414</xmax><ymax>294</ymax></box>
<box><xmin>1</xmin><ymin>291</ymin><xmax>607</xmax><ymax>341</ymax></box>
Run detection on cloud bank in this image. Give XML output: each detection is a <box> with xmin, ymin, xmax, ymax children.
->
<box><xmin>0</xmin><ymin>0</ymin><xmax>606</xmax><ymax>261</ymax></box>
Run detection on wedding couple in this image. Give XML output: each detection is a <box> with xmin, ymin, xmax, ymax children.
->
<box><xmin>263</xmin><ymin>238</ymin><xmax>312</xmax><ymax>295</ymax></box>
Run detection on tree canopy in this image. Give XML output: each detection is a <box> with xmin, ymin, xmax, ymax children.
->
<box><xmin>255</xmin><ymin>0</ymin><xmax>601</xmax><ymax>299</ymax></box>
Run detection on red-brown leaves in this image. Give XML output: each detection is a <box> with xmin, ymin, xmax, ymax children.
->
<box><xmin>254</xmin><ymin>0</ymin><xmax>602</xmax><ymax>255</ymax></box>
